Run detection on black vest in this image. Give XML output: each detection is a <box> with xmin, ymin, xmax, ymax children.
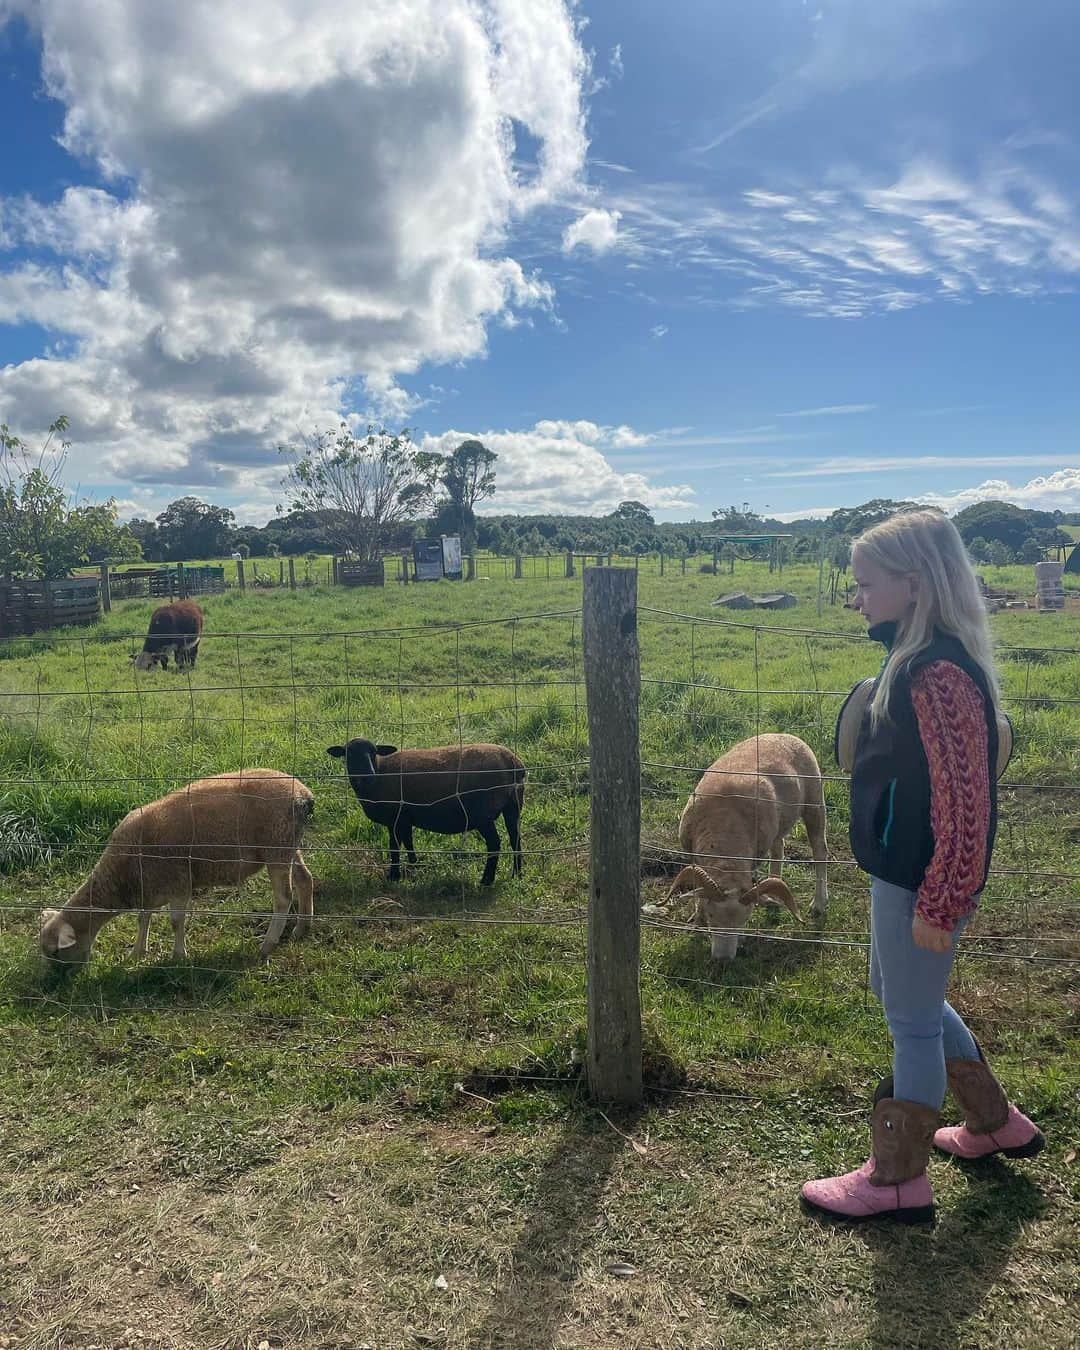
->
<box><xmin>842</xmin><ymin>622</ymin><xmax>999</xmax><ymax>892</ymax></box>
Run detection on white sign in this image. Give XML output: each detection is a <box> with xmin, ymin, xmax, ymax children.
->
<box><xmin>441</xmin><ymin>535</ymin><xmax>462</xmax><ymax>578</ymax></box>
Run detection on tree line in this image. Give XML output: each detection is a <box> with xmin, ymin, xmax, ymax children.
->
<box><xmin>1</xmin><ymin>416</ymin><xmax>1075</xmax><ymax>577</ymax></box>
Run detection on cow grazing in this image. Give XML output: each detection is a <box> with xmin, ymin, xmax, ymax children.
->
<box><xmin>133</xmin><ymin>600</ymin><xmax>204</xmax><ymax>671</ymax></box>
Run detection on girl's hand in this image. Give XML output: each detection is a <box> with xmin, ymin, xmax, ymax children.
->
<box><xmin>912</xmin><ymin>914</ymin><xmax>952</xmax><ymax>952</ymax></box>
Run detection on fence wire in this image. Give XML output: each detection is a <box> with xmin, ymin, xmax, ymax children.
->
<box><xmin>0</xmin><ymin>593</ymin><xmax>1077</xmax><ymax>1095</ymax></box>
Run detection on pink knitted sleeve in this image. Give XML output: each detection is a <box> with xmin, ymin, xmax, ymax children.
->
<box><xmin>910</xmin><ymin>661</ymin><xmax>991</xmax><ymax>932</ymax></box>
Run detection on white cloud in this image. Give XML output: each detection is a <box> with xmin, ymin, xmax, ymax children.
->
<box><xmin>419</xmin><ymin>420</ymin><xmax>695</xmax><ymax>514</ymax></box>
<box><xmin>916</xmin><ymin>468</ymin><xmax>1080</xmax><ymax>514</ymax></box>
<box><xmin>561</xmin><ymin>207</ymin><xmax>621</xmax><ymax>254</ymax></box>
<box><xmin>0</xmin><ymin>1</ymin><xmax>589</xmax><ymax>496</ymax></box>
<box><xmin>649</xmin><ymin>324</ymin><xmax>668</xmax><ymax>338</ymax></box>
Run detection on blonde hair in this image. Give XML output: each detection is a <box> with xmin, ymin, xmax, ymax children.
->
<box><xmin>852</xmin><ymin>509</ymin><xmax>1000</xmax><ymax>726</ymax></box>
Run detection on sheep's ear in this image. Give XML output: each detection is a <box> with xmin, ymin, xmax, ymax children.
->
<box><xmin>375</xmin><ymin>744</ymin><xmax>397</xmax><ymax>756</ymax></box>
<box><xmin>55</xmin><ymin>922</ymin><xmax>79</xmax><ymax>950</ymax></box>
<box><xmin>739</xmin><ymin>878</ymin><xmax>802</xmax><ymax>921</ymax></box>
<box><xmin>41</xmin><ymin>910</ymin><xmax>79</xmax><ymax>950</ymax></box>
<box><xmin>327</xmin><ymin>745</ymin><xmax>346</xmax><ymax>758</ymax></box>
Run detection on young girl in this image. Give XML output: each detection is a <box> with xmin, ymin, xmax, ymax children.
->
<box><xmin>801</xmin><ymin>509</ymin><xmax>1044</xmax><ymax>1224</ymax></box>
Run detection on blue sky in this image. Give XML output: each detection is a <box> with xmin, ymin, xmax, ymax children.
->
<box><xmin>1</xmin><ymin>0</ymin><xmax>1078</xmax><ymax>524</ymax></box>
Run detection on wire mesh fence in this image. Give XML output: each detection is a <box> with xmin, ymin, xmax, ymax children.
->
<box><xmin>0</xmin><ymin>580</ymin><xmax>1076</xmax><ymax>1098</ymax></box>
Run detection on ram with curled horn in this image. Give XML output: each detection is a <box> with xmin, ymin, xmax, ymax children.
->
<box><xmin>661</xmin><ymin>735</ymin><xmax>828</xmax><ymax>961</ymax></box>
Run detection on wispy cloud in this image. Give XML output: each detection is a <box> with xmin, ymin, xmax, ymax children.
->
<box><xmin>764</xmin><ymin>454</ymin><xmax>1070</xmax><ymax>479</ymax></box>
<box><xmin>598</xmin><ymin>151</ymin><xmax>1080</xmax><ymax>318</ymax></box>
<box><xmin>770</xmin><ymin>505</ymin><xmax>843</xmax><ymax>522</ymax></box>
<box><xmin>649</xmin><ymin>323</ymin><xmax>668</xmax><ymax>338</ymax></box>
<box><xmin>693</xmin><ymin>0</ymin><xmax>979</xmax><ymax>155</ymax></box>
<box><xmin>777</xmin><ymin>403</ymin><xmax>876</xmax><ymax>418</ymax></box>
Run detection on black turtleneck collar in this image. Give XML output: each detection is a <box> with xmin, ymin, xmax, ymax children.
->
<box><xmin>868</xmin><ymin>619</ymin><xmax>899</xmax><ymax>650</ymax></box>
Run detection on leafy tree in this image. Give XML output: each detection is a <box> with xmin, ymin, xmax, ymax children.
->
<box><xmin>711</xmin><ymin>502</ymin><xmax>764</xmax><ymax>532</ymax></box>
<box><xmin>826</xmin><ymin>499</ymin><xmax>917</xmax><ymax>538</ymax></box>
<box><xmin>423</xmin><ymin>439</ymin><xmax>498</xmax><ymax>552</ymax></box>
<box><xmin>986</xmin><ymin>540</ymin><xmax>1014</xmax><ymax>567</ymax></box>
<box><xmin>966</xmin><ymin>536</ymin><xmax>990</xmax><ymax>563</ymax></box>
<box><xmin>611</xmin><ymin>499</ymin><xmax>655</xmax><ymax>526</ymax></box>
<box><xmin>127</xmin><ymin>517</ymin><xmax>162</xmax><ymax>561</ymax></box>
<box><xmin>0</xmin><ymin>416</ymin><xmax>139</xmax><ymax>577</ymax></box>
<box><xmin>155</xmin><ymin>497</ymin><xmax>236</xmax><ymax>560</ymax></box>
<box><xmin>952</xmin><ymin>501</ymin><xmax>1032</xmax><ymax>553</ymax></box>
<box><xmin>281</xmin><ymin>423</ymin><xmax>438</xmax><ymax>560</ymax></box>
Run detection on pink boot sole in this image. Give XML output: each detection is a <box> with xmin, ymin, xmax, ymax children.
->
<box><xmin>801</xmin><ymin>1160</ymin><xmax>935</xmax><ymax>1225</ymax></box>
<box><xmin>934</xmin><ymin>1105</ymin><xmax>1045</xmax><ymax>1161</ymax></box>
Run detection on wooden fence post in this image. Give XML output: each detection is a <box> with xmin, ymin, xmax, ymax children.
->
<box><xmin>582</xmin><ymin>566</ymin><xmax>643</xmax><ymax>1106</ymax></box>
<box><xmin>237</xmin><ymin>559</ymin><xmax>246</xmax><ymax>590</ymax></box>
<box><xmin>402</xmin><ymin>552</ymin><xmax>411</xmax><ymax>583</ymax></box>
<box><xmin>99</xmin><ymin>561</ymin><xmax>112</xmax><ymax>614</ymax></box>
<box><xmin>659</xmin><ymin>548</ymin><xmax>664</xmax><ymax>577</ymax></box>
<box><xmin>466</xmin><ymin>554</ymin><xmax>475</xmax><ymax>581</ymax></box>
<box><xmin>288</xmin><ymin>558</ymin><xmax>296</xmax><ymax>591</ymax></box>
<box><xmin>514</xmin><ymin>553</ymin><xmax>523</xmax><ymax>580</ymax></box>
<box><xmin>177</xmin><ymin>562</ymin><xmax>187</xmax><ymax>599</ymax></box>
<box><xmin>566</xmin><ymin>550</ymin><xmax>575</xmax><ymax>578</ymax></box>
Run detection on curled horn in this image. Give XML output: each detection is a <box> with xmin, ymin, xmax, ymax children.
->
<box><xmin>738</xmin><ymin>877</ymin><xmax>803</xmax><ymax>921</ymax></box>
<box><xmin>666</xmin><ymin>864</ymin><xmax>723</xmax><ymax>902</ymax></box>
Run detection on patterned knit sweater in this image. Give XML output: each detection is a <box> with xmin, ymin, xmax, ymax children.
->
<box><xmin>909</xmin><ymin>660</ymin><xmax>992</xmax><ymax>932</ymax></box>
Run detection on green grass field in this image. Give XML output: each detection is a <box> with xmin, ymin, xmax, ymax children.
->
<box><xmin>0</xmin><ymin>562</ymin><xmax>1077</xmax><ymax>1348</ymax></box>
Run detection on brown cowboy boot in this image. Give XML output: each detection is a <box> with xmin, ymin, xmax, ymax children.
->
<box><xmin>802</xmin><ymin>1080</ymin><xmax>938</xmax><ymax>1224</ymax></box>
<box><xmin>934</xmin><ymin>1043</ymin><xmax>1044</xmax><ymax>1161</ymax></box>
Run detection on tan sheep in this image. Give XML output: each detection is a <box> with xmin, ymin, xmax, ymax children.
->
<box><xmin>39</xmin><ymin>769</ymin><xmax>315</xmax><ymax>966</ymax></box>
<box><xmin>665</xmin><ymin>733</ymin><xmax>828</xmax><ymax>960</ymax></box>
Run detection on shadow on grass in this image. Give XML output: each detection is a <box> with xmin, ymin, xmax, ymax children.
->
<box><xmin>3</xmin><ymin>943</ymin><xmax>255</xmax><ymax>1017</ymax></box>
<box><xmin>652</xmin><ymin>916</ymin><xmax>821</xmax><ymax>994</ymax></box>
<box><xmin>472</xmin><ymin>1112</ymin><xmax>633</xmax><ymax>1350</ymax></box>
<box><xmin>314</xmin><ymin>864</ymin><xmax>508</xmax><ymax>922</ymax></box>
<box><xmin>864</xmin><ymin>1161</ymin><xmax>1046</xmax><ymax>1350</ymax></box>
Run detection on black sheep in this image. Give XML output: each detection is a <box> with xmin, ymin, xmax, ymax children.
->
<box><xmin>327</xmin><ymin>739</ymin><xmax>525</xmax><ymax>884</ymax></box>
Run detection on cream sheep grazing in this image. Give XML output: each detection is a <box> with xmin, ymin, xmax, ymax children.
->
<box><xmin>666</xmin><ymin>733</ymin><xmax>828</xmax><ymax>960</ymax></box>
<box><xmin>39</xmin><ymin>769</ymin><xmax>315</xmax><ymax>967</ymax></box>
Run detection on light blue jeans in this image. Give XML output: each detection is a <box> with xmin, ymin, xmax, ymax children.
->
<box><xmin>869</xmin><ymin>876</ymin><xmax>980</xmax><ymax>1110</ymax></box>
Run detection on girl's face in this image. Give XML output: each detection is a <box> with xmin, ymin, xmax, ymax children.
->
<box><xmin>851</xmin><ymin>549</ymin><xmax>918</xmax><ymax>627</ymax></box>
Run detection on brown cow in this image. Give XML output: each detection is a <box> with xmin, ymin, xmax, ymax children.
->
<box><xmin>133</xmin><ymin>599</ymin><xmax>204</xmax><ymax>671</ymax></box>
